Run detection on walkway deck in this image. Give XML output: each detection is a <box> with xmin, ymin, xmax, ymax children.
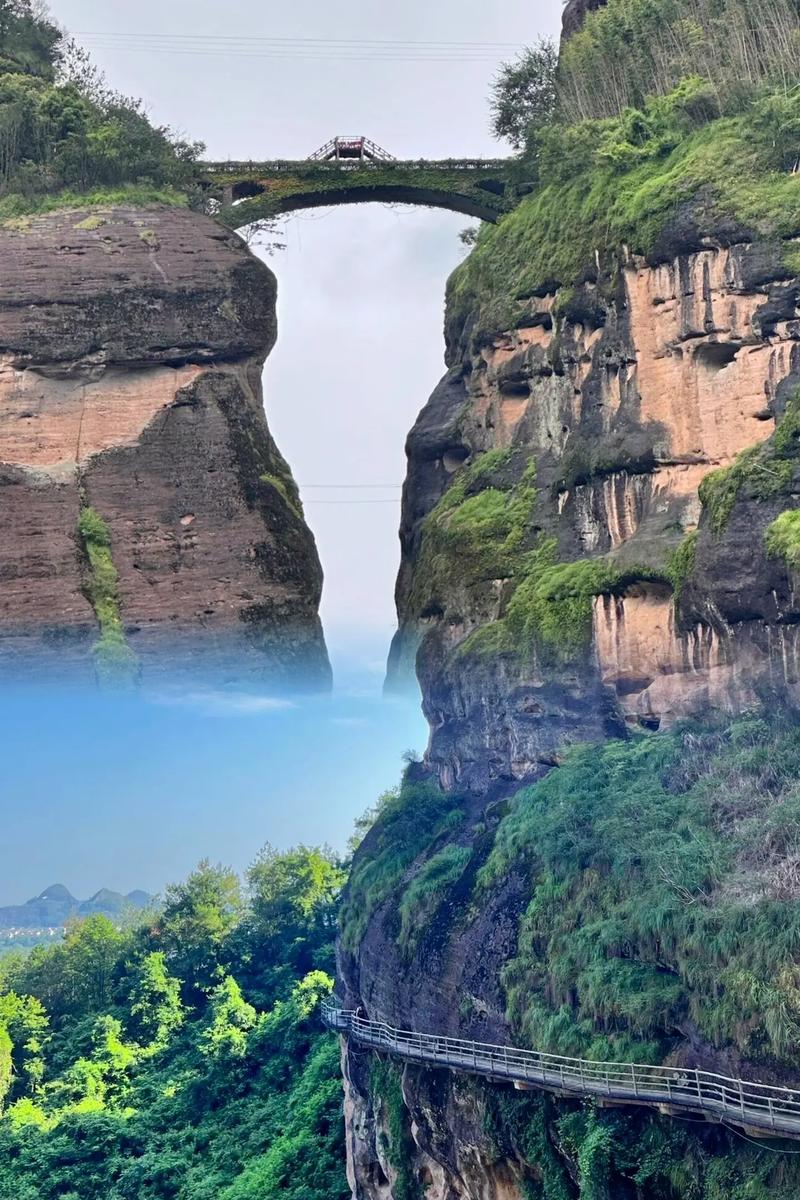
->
<box><xmin>322</xmin><ymin>1003</ymin><xmax>800</xmax><ymax>1140</ymax></box>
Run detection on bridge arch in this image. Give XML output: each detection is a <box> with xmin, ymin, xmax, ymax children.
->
<box><xmin>219</xmin><ymin>179</ymin><xmax>506</xmax><ymax>227</ymax></box>
<box><xmin>202</xmin><ymin>141</ymin><xmax>517</xmax><ymax>229</ymax></box>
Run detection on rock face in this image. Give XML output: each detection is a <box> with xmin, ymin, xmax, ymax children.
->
<box><xmin>561</xmin><ymin>0</ymin><xmax>607</xmax><ymax>39</ymax></box>
<box><xmin>0</xmin><ymin>206</ymin><xmax>331</xmax><ymax>688</ymax></box>
<box><xmin>349</xmin><ymin>238</ymin><xmax>800</xmax><ymax>1198</ymax></box>
<box><xmin>387</xmin><ymin>241</ymin><xmax>800</xmax><ymax>793</ymax></box>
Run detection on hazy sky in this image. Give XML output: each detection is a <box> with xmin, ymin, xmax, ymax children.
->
<box><xmin>0</xmin><ymin>1</ymin><xmax>566</xmax><ymax>902</ymax></box>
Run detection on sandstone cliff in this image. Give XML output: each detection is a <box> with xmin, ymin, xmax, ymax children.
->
<box><xmin>345</xmin><ymin>236</ymin><xmax>800</xmax><ymax>1196</ymax></box>
<box><xmin>344</xmin><ymin>12</ymin><xmax>800</xmax><ymax>1191</ymax></box>
<box><xmin>0</xmin><ymin>206</ymin><xmax>331</xmax><ymax>688</ymax></box>
<box><xmin>386</xmin><ymin>239</ymin><xmax>800</xmax><ymax>793</ymax></box>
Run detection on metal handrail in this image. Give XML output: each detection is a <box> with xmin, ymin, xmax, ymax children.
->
<box><xmin>321</xmin><ymin>1003</ymin><xmax>800</xmax><ymax>1139</ymax></box>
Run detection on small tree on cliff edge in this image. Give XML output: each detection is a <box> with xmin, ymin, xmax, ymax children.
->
<box><xmin>490</xmin><ymin>40</ymin><xmax>559</xmax><ymax>151</ymax></box>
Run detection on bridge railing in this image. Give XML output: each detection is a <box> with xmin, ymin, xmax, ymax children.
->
<box><xmin>201</xmin><ymin>159</ymin><xmax>512</xmax><ymax>176</ymax></box>
<box><xmin>321</xmin><ymin>1002</ymin><xmax>800</xmax><ymax>1138</ymax></box>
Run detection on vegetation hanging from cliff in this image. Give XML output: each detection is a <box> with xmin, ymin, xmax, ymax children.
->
<box><xmin>368</xmin><ymin>1059</ymin><xmax>419</xmax><ymax>1200</ymax></box>
<box><xmin>699</xmin><ymin>391</ymin><xmax>800</xmax><ymax>532</ymax></box>
<box><xmin>339</xmin><ymin>770</ymin><xmax>466</xmax><ymax>954</ymax></box>
<box><xmin>76</xmin><ymin>506</ymin><xmax>139</xmax><ymax>687</ymax></box>
<box><xmin>0</xmin><ymin>1</ymin><xmax>201</xmax><ymax>216</ymax></box>
<box><xmin>479</xmin><ymin>712</ymin><xmax>800</xmax><ymax>1066</ymax></box>
<box><xmin>0</xmin><ymin>848</ymin><xmax>349</xmax><ymax>1200</ymax></box>
<box><xmin>409</xmin><ymin>451</ymin><xmax>538</xmax><ymax>615</ymax></box>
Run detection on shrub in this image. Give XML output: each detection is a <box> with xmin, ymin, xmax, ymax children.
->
<box><xmin>340</xmin><ymin>776</ymin><xmax>465</xmax><ymax>953</ymax></box>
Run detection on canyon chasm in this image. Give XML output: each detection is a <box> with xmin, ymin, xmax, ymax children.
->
<box><xmin>6</xmin><ymin>2</ymin><xmax>800</xmax><ymax>1191</ymax></box>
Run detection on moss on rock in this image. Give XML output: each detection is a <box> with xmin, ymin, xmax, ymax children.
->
<box><xmin>765</xmin><ymin>509</ymin><xmax>800</xmax><ymax>571</ymax></box>
<box><xmin>77</xmin><ymin>507</ymin><xmax>139</xmax><ymax>687</ymax></box>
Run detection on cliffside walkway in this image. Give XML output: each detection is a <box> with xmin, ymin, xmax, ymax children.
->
<box><xmin>322</xmin><ymin>1003</ymin><xmax>800</xmax><ymax>1141</ymax></box>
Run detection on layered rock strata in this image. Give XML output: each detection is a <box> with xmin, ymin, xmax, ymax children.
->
<box><xmin>0</xmin><ymin>206</ymin><xmax>330</xmax><ymax>687</ymax></box>
<box><xmin>350</xmin><ymin>241</ymin><xmax>800</xmax><ymax>1200</ymax></box>
<box><xmin>387</xmin><ymin>241</ymin><xmax>800</xmax><ymax>792</ymax></box>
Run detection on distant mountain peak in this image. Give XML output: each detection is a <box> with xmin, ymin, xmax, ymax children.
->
<box><xmin>33</xmin><ymin>884</ymin><xmax>75</xmax><ymax>904</ymax></box>
<box><xmin>0</xmin><ymin>885</ymin><xmax>152</xmax><ymax>930</ymax></box>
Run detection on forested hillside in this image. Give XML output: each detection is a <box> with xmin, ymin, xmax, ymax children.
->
<box><xmin>0</xmin><ymin>0</ymin><xmax>200</xmax><ymax>216</ymax></box>
<box><xmin>0</xmin><ymin>849</ymin><xmax>350</xmax><ymax>1200</ymax></box>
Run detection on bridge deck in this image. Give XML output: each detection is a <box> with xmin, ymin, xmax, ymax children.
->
<box><xmin>322</xmin><ymin>1004</ymin><xmax>800</xmax><ymax>1141</ymax></box>
<box><xmin>202</xmin><ymin>158</ymin><xmax>512</xmax><ymax>176</ymax></box>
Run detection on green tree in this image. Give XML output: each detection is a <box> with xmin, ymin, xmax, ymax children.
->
<box><xmin>0</xmin><ymin>993</ymin><xmax>48</xmax><ymax>1099</ymax></box>
<box><xmin>0</xmin><ymin>1</ymin><xmax>60</xmax><ymax>79</ymax></box>
<box><xmin>156</xmin><ymin>860</ymin><xmax>242</xmax><ymax>996</ymax></box>
<box><xmin>489</xmin><ymin>40</ymin><xmax>559</xmax><ymax>150</ymax></box>
<box><xmin>127</xmin><ymin>952</ymin><xmax>183</xmax><ymax>1051</ymax></box>
<box><xmin>242</xmin><ymin>846</ymin><xmax>345</xmax><ymax>999</ymax></box>
<box><xmin>200</xmin><ymin>976</ymin><xmax>257</xmax><ymax>1062</ymax></box>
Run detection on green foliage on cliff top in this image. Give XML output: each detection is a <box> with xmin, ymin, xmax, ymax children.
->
<box><xmin>0</xmin><ymin>848</ymin><xmax>349</xmax><ymax>1200</ymax></box>
<box><xmin>76</xmin><ymin>507</ymin><xmax>139</xmax><ymax>687</ymax></box>
<box><xmin>0</xmin><ymin>186</ymin><xmax>189</xmax><ymax>222</ymax></box>
<box><xmin>451</xmin><ymin>79</ymin><xmax>800</xmax><ymax>333</ymax></box>
<box><xmin>479</xmin><ymin>712</ymin><xmax>800</xmax><ymax>1067</ymax></box>
<box><xmin>339</xmin><ymin>773</ymin><xmax>465</xmax><ymax>954</ymax></box>
<box><xmin>0</xmin><ymin>3</ymin><xmax>201</xmax><ymax>212</ymax></box>
<box><xmin>558</xmin><ymin>0</ymin><xmax>800</xmax><ymax>122</ymax></box>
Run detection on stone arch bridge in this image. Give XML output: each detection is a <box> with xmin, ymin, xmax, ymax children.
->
<box><xmin>201</xmin><ymin>135</ymin><xmax>521</xmax><ymax>228</ymax></box>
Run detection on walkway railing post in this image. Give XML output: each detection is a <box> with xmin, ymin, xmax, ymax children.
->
<box><xmin>630</xmin><ymin>1064</ymin><xmax>637</xmax><ymax>1098</ymax></box>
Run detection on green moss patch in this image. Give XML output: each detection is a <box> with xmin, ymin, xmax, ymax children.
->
<box><xmin>699</xmin><ymin>396</ymin><xmax>800</xmax><ymax>534</ymax></box>
<box><xmin>396</xmin><ymin>844</ymin><xmax>472</xmax><ymax>956</ymax></box>
<box><xmin>665</xmin><ymin>531</ymin><xmax>698</xmax><ymax>604</ymax></box>
<box><xmin>410</xmin><ymin>451</ymin><xmax>537</xmax><ymax>613</ymax></box>
<box><xmin>77</xmin><ymin>507</ymin><xmax>139</xmax><ymax>687</ymax></box>
<box><xmin>765</xmin><ymin>509</ymin><xmax>800</xmax><ymax>571</ymax></box>
<box><xmin>505</xmin><ymin>550</ymin><xmax>622</xmax><ymax>664</ymax></box>
<box><xmin>259</xmin><ymin>472</ymin><xmax>303</xmax><ymax>519</ymax></box>
<box><xmin>340</xmin><ymin>776</ymin><xmax>465</xmax><ymax>954</ymax></box>
<box><xmin>368</xmin><ymin>1059</ymin><xmax>418</xmax><ymax>1200</ymax></box>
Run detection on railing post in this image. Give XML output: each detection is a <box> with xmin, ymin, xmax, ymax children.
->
<box><xmin>738</xmin><ymin>1081</ymin><xmax>745</xmax><ymax>1121</ymax></box>
<box><xmin>768</xmin><ymin>1095</ymin><xmax>776</xmax><ymax>1130</ymax></box>
<box><xmin>630</xmin><ymin>1064</ymin><xmax>637</xmax><ymax>1098</ymax></box>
